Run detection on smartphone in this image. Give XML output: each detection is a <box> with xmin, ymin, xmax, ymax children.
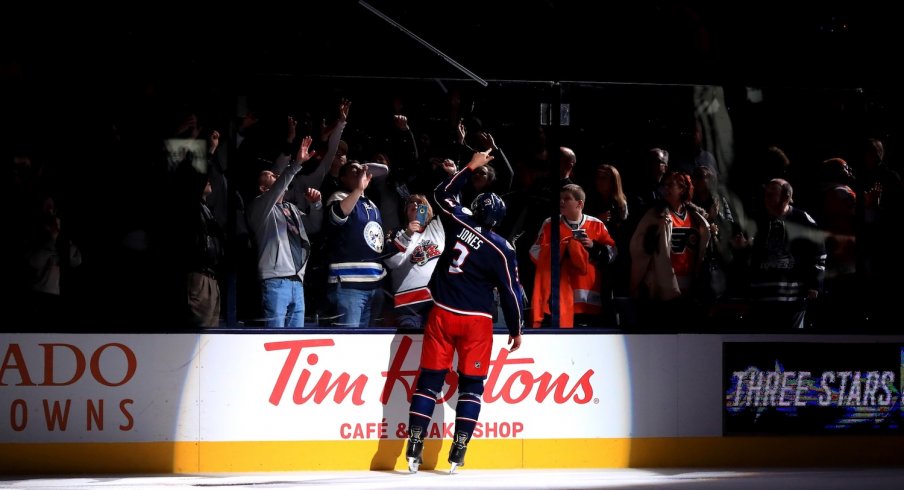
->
<box><xmin>572</xmin><ymin>228</ymin><xmax>587</xmax><ymax>239</ymax></box>
<box><xmin>415</xmin><ymin>204</ymin><xmax>428</xmax><ymax>226</ymax></box>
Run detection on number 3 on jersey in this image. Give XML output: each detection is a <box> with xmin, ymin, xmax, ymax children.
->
<box><xmin>448</xmin><ymin>241</ymin><xmax>470</xmax><ymax>274</ymax></box>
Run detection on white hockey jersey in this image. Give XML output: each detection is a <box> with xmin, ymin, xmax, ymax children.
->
<box><xmin>384</xmin><ymin>218</ymin><xmax>445</xmax><ymax>307</ymax></box>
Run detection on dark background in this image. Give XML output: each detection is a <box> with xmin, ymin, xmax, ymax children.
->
<box><xmin>5</xmin><ymin>0</ymin><xmax>897</xmax><ymax>156</ymax></box>
<box><xmin>3</xmin><ymin>1</ymin><xmax>900</xmax><ymax>331</ymax></box>
<box><xmin>3</xmin><ymin>1</ymin><xmax>897</xmax><ymax>89</ymax></box>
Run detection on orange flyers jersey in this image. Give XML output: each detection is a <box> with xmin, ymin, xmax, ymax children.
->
<box><xmin>530</xmin><ymin>215</ymin><xmax>615</xmax><ymax>318</ymax></box>
<box><xmin>668</xmin><ymin>209</ymin><xmax>700</xmax><ymax>284</ymax></box>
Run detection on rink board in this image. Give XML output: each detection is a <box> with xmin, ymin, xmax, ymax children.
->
<box><xmin>1</xmin><ymin>332</ymin><xmax>902</xmax><ymax>472</ymax></box>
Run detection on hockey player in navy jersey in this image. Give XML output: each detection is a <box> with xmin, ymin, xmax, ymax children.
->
<box><xmin>405</xmin><ymin>149</ymin><xmax>525</xmax><ymax>474</ymax></box>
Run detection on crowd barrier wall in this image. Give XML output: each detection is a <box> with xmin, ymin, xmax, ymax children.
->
<box><xmin>2</xmin><ymin>332</ymin><xmax>902</xmax><ymax>473</ymax></box>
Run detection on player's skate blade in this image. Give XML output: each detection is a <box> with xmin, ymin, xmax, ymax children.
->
<box><xmin>405</xmin><ymin>430</ymin><xmax>423</xmax><ymax>474</ymax></box>
<box><xmin>447</xmin><ymin>435</ymin><xmax>467</xmax><ymax>474</ymax></box>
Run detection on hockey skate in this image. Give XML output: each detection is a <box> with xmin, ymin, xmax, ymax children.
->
<box><xmin>447</xmin><ymin>431</ymin><xmax>468</xmax><ymax>474</ymax></box>
<box><xmin>405</xmin><ymin>427</ymin><xmax>424</xmax><ymax>473</ymax></box>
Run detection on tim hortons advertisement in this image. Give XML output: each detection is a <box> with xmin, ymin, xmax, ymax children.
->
<box><xmin>1</xmin><ymin>334</ymin><xmax>636</xmax><ymax>443</ymax></box>
<box><xmin>723</xmin><ymin>342</ymin><xmax>903</xmax><ymax>434</ymax></box>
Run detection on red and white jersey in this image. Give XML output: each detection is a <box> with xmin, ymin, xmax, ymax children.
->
<box><xmin>384</xmin><ymin>218</ymin><xmax>445</xmax><ymax>307</ymax></box>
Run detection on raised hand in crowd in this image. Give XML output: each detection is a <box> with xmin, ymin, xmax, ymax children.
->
<box><xmin>864</xmin><ymin>182</ymin><xmax>882</xmax><ymax>208</ymax></box>
<box><xmin>475</xmin><ymin>131</ymin><xmax>497</xmax><ymax>151</ymax></box>
<box><xmin>356</xmin><ymin>164</ymin><xmax>374</xmax><ymax>192</ymax></box>
<box><xmin>338</xmin><ymin>98</ymin><xmax>351</xmax><ymax>122</ymax></box>
<box><xmin>455</xmin><ymin>120</ymin><xmax>467</xmax><ymax>145</ymax></box>
<box><xmin>394</xmin><ymin>114</ymin><xmax>410</xmax><ymax>132</ymax></box>
<box><xmin>208</xmin><ymin>130</ymin><xmax>220</xmax><ymax>155</ymax></box>
<box><xmin>441</xmin><ymin>158</ymin><xmax>458</xmax><ymax>176</ymax></box>
<box><xmin>296</xmin><ymin>135</ymin><xmax>315</xmax><ymax>163</ymax></box>
<box><xmin>286</xmin><ymin>115</ymin><xmax>298</xmax><ymax>145</ymax></box>
<box><xmin>322</xmin><ymin>98</ymin><xmax>352</xmax><ymax>141</ymax></box>
<box><xmin>304</xmin><ymin>188</ymin><xmax>322</xmax><ymax>204</ymax></box>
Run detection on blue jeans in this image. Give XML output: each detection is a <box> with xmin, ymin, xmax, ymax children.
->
<box><xmin>328</xmin><ymin>283</ymin><xmax>379</xmax><ymax>328</ymax></box>
<box><xmin>261</xmin><ymin>278</ymin><xmax>305</xmax><ymax>328</ymax></box>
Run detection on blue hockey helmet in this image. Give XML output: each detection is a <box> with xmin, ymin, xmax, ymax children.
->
<box><xmin>470</xmin><ymin>192</ymin><xmax>506</xmax><ymax>228</ymax></box>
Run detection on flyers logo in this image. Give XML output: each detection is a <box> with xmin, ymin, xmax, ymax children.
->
<box><xmin>670</xmin><ymin>227</ymin><xmax>699</xmax><ymax>254</ymax></box>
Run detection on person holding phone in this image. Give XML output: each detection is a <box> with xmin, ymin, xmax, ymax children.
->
<box><xmin>384</xmin><ymin>195</ymin><xmax>445</xmax><ymax>329</ymax></box>
<box><xmin>529</xmin><ymin>184</ymin><xmax>617</xmax><ymax>328</ymax></box>
<box><xmin>415</xmin><ymin>203</ymin><xmax>429</xmax><ymax>226</ymax></box>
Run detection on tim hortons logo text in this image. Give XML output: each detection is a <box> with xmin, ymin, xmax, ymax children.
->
<box><xmin>265</xmin><ymin>336</ymin><xmax>595</xmax><ymax>406</ymax></box>
<box><xmin>1</xmin><ymin>343</ymin><xmax>137</xmax><ymax>432</ymax></box>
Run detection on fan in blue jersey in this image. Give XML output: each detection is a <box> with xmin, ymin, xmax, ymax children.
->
<box><xmin>405</xmin><ymin>149</ymin><xmax>525</xmax><ymax>474</ymax></box>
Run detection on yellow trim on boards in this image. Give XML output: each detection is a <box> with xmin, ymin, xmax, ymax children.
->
<box><xmin>2</xmin><ymin>437</ymin><xmax>902</xmax><ymax>474</ymax></box>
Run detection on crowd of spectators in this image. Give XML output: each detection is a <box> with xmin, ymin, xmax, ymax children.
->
<box><xmin>3</xmin><ymin>81</ymin><xmax>901</xmax><ymax>334</ymax></box>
